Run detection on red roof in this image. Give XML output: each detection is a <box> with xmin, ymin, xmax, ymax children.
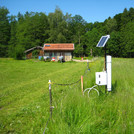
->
<box><xmin>44</xmin><ymin>43</ymin><xmax>74</xmax><ymax>51</ymax></box>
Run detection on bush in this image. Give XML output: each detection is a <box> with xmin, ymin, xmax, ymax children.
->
<box><xmin>14</xmin><ymin>45</ymin><xmax>25</xmax><ymax>60</ymax></box>
<box><xmin>32</xmin><ymin>49</ymin><xmax>40</xmax><ymax>58</ymax></box>
<box><xmin>40</xmin><ymin>56</ymin><xmax>44</xmax><ymax>61</ymax></box>
<box><xmin>44</xmin><ymin>58</ymin><xmax>51</xmax><ymax>62</ymax></box>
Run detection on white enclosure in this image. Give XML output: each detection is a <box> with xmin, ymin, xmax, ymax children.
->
<box><xmin>95</xmin><ymin>55</ymin><xmax>112</xmax><ymax>91</ymax></box>
<box><xmin>96</xmin><ymin>71</ymin><xmax>107</xmax><ymax>85</ymax></box>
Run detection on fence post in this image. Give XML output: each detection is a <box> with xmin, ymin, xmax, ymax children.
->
<box><xmin>87</xmin><ymin>59</ymin><xmax>89</xmax><ymax>69</ymax></box>
<box><xmin>81</xmin><ymin>76</ymin><xmax>84</xmax><ymax>95</ymax></box>
<box><xmin>49</xmin><ymin>80</ymin><xmax>52</xmax><ymax>119</ymax></box>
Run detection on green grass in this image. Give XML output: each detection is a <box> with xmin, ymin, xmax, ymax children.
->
<box><xmin>0</xmin><ymin>58</ymin><xmax>134</xmax><ymax>134</ymax></box>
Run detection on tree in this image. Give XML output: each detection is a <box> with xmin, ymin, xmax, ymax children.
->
<box><xmin>74</xmin><ymin>44</ymin><xmax>83</xmax><ymax>57</ymax></box>
<box><xmin>107</xmin><ymin>31</ymin><xmax>121</xmax><ymax>57</ymax></box>
<box><xmin>129</xmin><ymin>8</ymin><xmax>134</xmax><ymax>21</ymax></box>
<box><xmin>106</xmin><ymin>17</ymin><xmax>117</xmax><ymax>33</ymax></box>
<box><xmin>0</xmin><ymin>7</ymin><xmax>10</xmax><ymax>57</ymax></box>
<box><xmin>57</xmin><ymin>33</ymin><xmax>66</xmax><ymax>43</ymax></box>
<box><xmin>85</xmin><ymin>28</ymin><xmax>102</xmax><ymax>56</ymax></box>
<box><xmin>1</xmin><ymin>6</ymin><xmax>134</xmax><ymax>59</ymax></box>
<box><xmin>47</xmin><ymin>7</ymin><xmax>68</xmax><ymax>43</ymax></box>
<box><xmin>72</xmin><ymin>15</ymin><xmax>86</xmax><ymax>45</ymax></box>
<box><xmin>14</xmin><ymin>45</ymin><xmax>25</xmax><ymax>60</ymax></box>
<box><xmin>17</xmin><ymin>12</ymin><xmax>24</xmax><ymax>23</ymax></box>
<box><xmin>121</xmin><ymin>8</ymin><xmax>129</xmax><ymax>27</ymax></box>
<box><xmin>8</xmin><ymin>15</ymin><xmax>17</xmax><ymax>57</ymax></box>
<box><xmin>16</xmin><ymin>12</ymin><xmax>49</xmax><ymax>51</ymax></box>
<box><xmin>120</xmin><ymin>21</ymin><xmax>134</xmax><ymax>57</ymax></box>
<box><xmin>114</xmin><ymin>13</ymin><xmax>122</xmax><ymax>31</ymax></box>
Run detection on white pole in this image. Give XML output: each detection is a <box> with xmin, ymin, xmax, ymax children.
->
<box><xmin>106</xmin><ymin>55</ymin><xmax>112</xmax><ymax>91</ymax></box>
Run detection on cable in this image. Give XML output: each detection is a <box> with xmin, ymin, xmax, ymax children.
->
<box><xmin>53</xmin><ymin>78</ymin><xmax>81</xmax><ymax>86</ymax></box>
<box><xmin>53</xmin><ymin>64</ymin><xmax>90</xmax><ymax>86</ymax></box>
<box><xmin>84</xmin><ymin>85</ymin><xmax>99</xmax><ymax>97</ymax></box>
<box><xmin>43</xmin><ymin>117</ymin><xmax>50</xmax><ymax>134</ymax></box>
<box><xmin>43</xmin><ymin>62</ymin><xmax>90</xmax><ymax>133</ymax></box>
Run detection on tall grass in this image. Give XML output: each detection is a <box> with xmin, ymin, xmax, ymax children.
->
<box><xmin>0</xmin><ymin>58</ymin><xmax>88</xmax><ymax>133</ymax></box>
<box><xmin>46</xmin><ymin>58</ymin><xmax>134</xmax><ymax>134</ymax></box>
<box><xmin>0</xmin><ymin>58</ymin><xmax>134</xmax><ymax>133</ymax></box>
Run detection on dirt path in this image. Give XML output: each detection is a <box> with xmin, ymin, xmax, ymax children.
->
<box><xmin>72</xmin><ymin>57</ymin><xmax>98</xmax><ymax>62</ymax></box>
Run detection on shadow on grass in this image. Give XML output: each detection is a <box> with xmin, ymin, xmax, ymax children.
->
<box><xmin>97</xmin><ymin>81</ymin><xmax>118</xmax><ymax>96</ymax></box>
<box><xmin>98</xmin><ymin>86</ymin><xmax>106</xmax><ymax>95</ymax></box>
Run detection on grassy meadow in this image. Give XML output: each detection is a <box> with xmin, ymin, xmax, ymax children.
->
<box><xmin>0</xmin><ymin>58</ymin><xmax>134</xmax><ymax>134</ymax></box>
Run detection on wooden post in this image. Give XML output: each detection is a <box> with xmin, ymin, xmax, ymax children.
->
<box><xmin>81</xmin><ymin>76</ymin><xmax>83</xmax><ymax>95</ymax></box>
<box><xmin>49</xmin><ymin>80</ymin><xmax>52</xmax><ymax>119</ymax></box>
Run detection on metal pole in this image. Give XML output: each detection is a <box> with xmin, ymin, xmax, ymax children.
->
<box><xmin>87</xmin><ymin>59</ymin><xmax>89</xmax><ymax>69</ymax></box>
<box><xmin>104</xmin><ymin>46</ymin><xmax>107</xmax><ymax>93</ymax></box>
<box><xmin>104</xmin><ymin>45</ymin><xmax>106</xmax><ymax>71</ymax></box>
<box><xmin>87</xmin><ymin>59</ymin><xmax>90</xmax><ymax>71</ymax></box>
<box><xmin>49</xmin><ymin>80</ymin><xmax>52</xmax><ymax>119</ymax></box>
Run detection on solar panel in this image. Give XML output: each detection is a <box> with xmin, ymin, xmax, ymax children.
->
<box><xmin>45</xmin><ymin>45</ymin><xmax>50</xmax><ymax>47</ymax></box>
<box><xmin>96</xmin><ymin>35</ymin><xmax>110</xmax><ymax>47</ymax></box>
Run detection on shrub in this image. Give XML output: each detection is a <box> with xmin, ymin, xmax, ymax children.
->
<box><xmin>32</xmin><ymin>49</ymin><xmax>40</xmax><ymax>58</ymax></box>
<box><xmin>14</xmin><ymin>45</ymin><xmax>25</xmax><ymax>60</ymax></box>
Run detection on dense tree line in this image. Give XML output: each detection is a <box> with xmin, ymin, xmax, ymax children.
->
<box><xmin>0</xmin><ymin>6</ymin><xmax>134</xmax><ymax>59</ymax></box>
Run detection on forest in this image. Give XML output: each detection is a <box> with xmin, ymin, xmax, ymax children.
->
<box><xmin>0</xmin><ymin>6</ymin><xmax>134</xmax><ymax>59</ymax></box>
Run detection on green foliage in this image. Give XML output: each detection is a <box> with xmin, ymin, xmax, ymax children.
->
<box><xmin>85</xmin><ymin>28</ymin><xmax>102</xmax><ymax>56</ymax></box>
<box><xmin>74</xmin><ymin>44</ymin><xmax>83</xmax><ymax>57</ymax></box>
<box><xmin>0</xmin><ymin>7</ymin><xmax>10</xmax><ymax>57</ymax></box>
<box><xmin>0</xmin><ymin>6</ymin><xmax>134</xmax><ymax>58</ymax></box>
<box><xmin>45</xmin><ymin>58</ymin><xmax>51</xmax><ymax>62</ymax></box>
<box><xmin>32</xmin><ymin>49</ymin><xmax>40</xmax><ymax>58</ymax></box>
<box><xmin>57</xmin><ymin>32</ymin><xmax>66</xmax><ymax>43</ymax></box>
<box><xmin>8</xmin><ymin>15</ymin><xmax>17</xmax><ymax>58</ymax></box>
<box><xmin>16</xmin><ymin>12</ymin><xmax>49</xmax><ymax>50</ymax></box>
<box><xmin>14</xmin><ymin>45</ymin><xmax>25</xmax><ymax>60</ymax></box>
<box><xmin>121</xmin><ymin>21</ymin><xmax>134</xmax><ymax>57</ymax></box>
<box><xmin>47</xmin><ymin>7</ymin><xmax>68</xmax><ymax>43</ymax></box>
<box><xmin>40</xmin><ymin>56</ymin><xmax>44</xmax><ymax>61</ymax></box>
<box><xmin>106</xmin><ymin>17</ymin><xmax>117</xmax><ymax>33</ymax></box>
<box><xmin>107</xmin><ymin>31</ymin><xmax>121</xmax><ymax>57</ymax></box>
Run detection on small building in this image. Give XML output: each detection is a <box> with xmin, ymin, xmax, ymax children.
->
<box><xmin>24</xmin><ymin>43</ymin><xmax>75</xmax><ymax>61</ymax></box>
<box><xmin>24</xmin><ymin>46</ymin><xmax>44</xmax><ymax>59</ymax></box>
<box><xmin>43</xmin><ymin>43</ymin><xmax>74</xmax><ymax>61</ymax></box>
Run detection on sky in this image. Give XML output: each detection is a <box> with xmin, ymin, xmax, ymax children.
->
<box><xmin>0</xmin><ymin>0</ymin><xmax>134</xmax><ymax>23</ymax></box>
